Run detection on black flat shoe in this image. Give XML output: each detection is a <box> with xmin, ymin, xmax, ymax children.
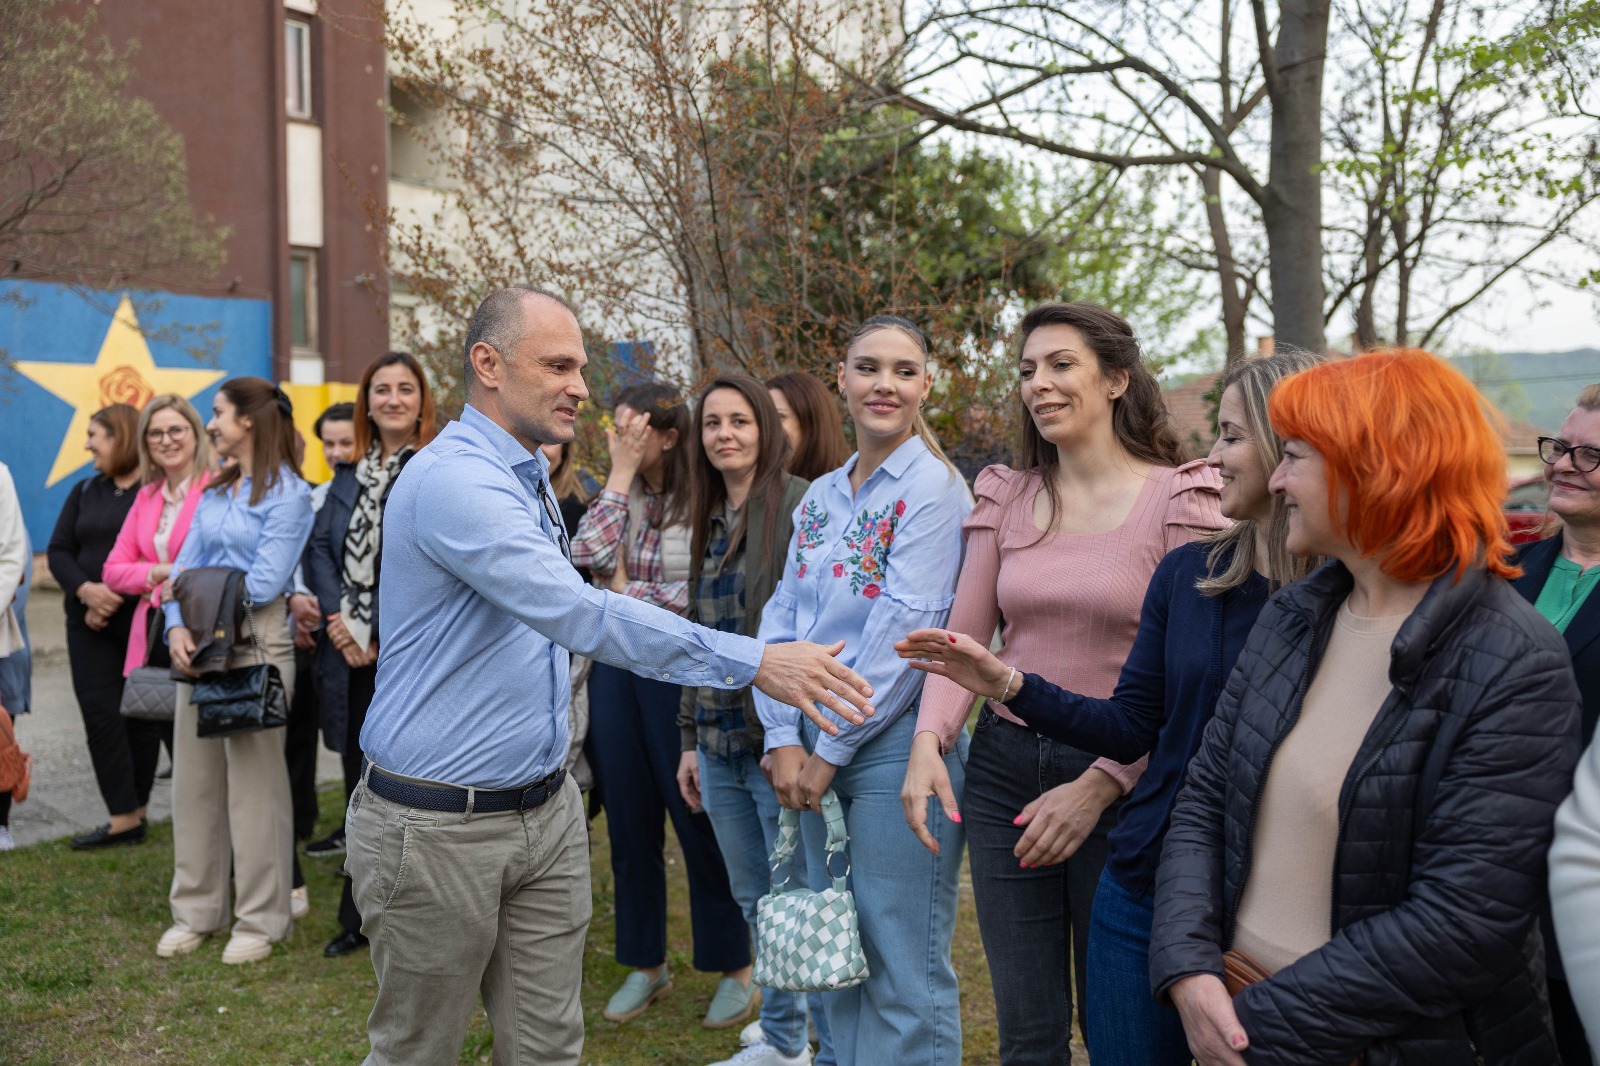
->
<box><xmin>323</xmin><ymin>931</ymin><xmax>368</xmax><ymax>957</ymax></box>
<box><xmin>70</xmin><ymin>822</ymin><xmax>147</xmax><ymax>849</ymax></box>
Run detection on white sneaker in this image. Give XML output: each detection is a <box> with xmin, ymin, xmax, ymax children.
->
<box><xmin>221</xmin><ymin>932</ymin><xmax>274</xmax><ymax>964</ymax></box>
<box><xmin>156</xmin><ymin>925</ymin><xmax>209</xmax><ymax>958</ymax></box>
<box><xmin>707</xmin><ymin>1041</ymin><xmax>811</xmax><ymax>1066</ymax></box>
<box><xmin>0</xmin><ymin>826</ymin><xmax>13</xmax><ymax>850</ymax></box>
<box><xmin>291</xmin><ymin>884</ymin><xmax>309</xmax><ymax>920</ymax></box>
<box><xmin>739</xmin><ymin>1019</ymin><xmax>764</xmax><ymax>1046</ymax></box>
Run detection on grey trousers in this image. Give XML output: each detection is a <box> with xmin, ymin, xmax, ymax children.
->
<box><xmin>348</xmin><ymin>767</ymin><xmax>592</xmax><ymax>1066</ymax></box>
<box><xmin>168</xmin><ymin>598</ymin><xmax>296</xmax><ymax>941</ymax></box>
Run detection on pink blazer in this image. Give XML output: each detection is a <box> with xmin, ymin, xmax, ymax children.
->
<box><xmin>104</xmin><ymin>473</ymin><xmax>210</xmax><ymax>676</ymax></box>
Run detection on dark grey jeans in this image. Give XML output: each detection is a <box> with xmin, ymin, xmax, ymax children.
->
<box><xmin>963</xmin><ymin>708</ymin><xmax>1124</xmax><ymax>1066</ymax></box>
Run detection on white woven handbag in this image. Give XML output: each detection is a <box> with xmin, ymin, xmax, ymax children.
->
<box><xmin>753</xmin><ymin>789</ymin><xmax>869</xmax><ymax>993</ymax></box>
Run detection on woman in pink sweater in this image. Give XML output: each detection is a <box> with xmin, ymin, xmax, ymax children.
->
<box><xmin>905</xmin><ymin>303</ymin><xmax>1223</xmax><ymax>1065</ymax></box>
<box><xmin>103</xmin><ymin>395</ymin><xmax>212</xmax><ymax>714</ymax></box>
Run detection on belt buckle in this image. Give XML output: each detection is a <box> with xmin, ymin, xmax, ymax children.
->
<box><xmin>517</xmin><ymin>774</ymin><xmax>546</xmax><ymax>810</ymax></box>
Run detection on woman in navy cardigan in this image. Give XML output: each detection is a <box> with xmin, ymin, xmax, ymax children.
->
<box><xmin>897</xmin><ymin>350</ymin><xmax>1319</xmax><ymax>1066</ymax></box>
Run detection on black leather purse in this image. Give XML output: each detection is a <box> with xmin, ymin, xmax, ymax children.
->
<box><xmin>192</xmin><ymin>597</ymin><xmax>288</xmax><ymax>738</ymax></box>
<box><xmin>120</xmin><ymin>612</ymin><xmax>177</xmax><ymax>722</ymax></box>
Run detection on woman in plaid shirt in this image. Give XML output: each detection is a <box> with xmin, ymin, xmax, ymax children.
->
<box><xmin>675</xmin><ymin>375</ymin><xmax>819</xmax><ymax>1066</ymax></box>
<box><xmin>571</xmin><ymin>382</ymin><xmax>754</xmax><ymax>1029</ymax></box>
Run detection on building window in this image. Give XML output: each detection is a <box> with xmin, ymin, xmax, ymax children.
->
<box><xmin>289</xmin><ymin>249</ymin><xmax>317</xmax><ymax>352</ymax></box>
<box><xmin>286</xmin><ymin>18</ymin><xmax>312</xmax><ymax>119</ymax></box>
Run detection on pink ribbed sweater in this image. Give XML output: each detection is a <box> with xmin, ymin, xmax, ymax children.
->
<box><xmin>916</xmin><ymin>461</ymin><xmax>1226</xmax><ymax>790</ymax></box>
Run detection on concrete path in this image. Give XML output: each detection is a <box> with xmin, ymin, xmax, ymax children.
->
<box><xmin>8</xmin><ymin>592</ymin><xmax>341</xmax><ymax>847</ymax></box>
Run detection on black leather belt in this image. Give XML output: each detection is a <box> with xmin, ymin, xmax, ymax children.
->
<box><xmin>366</xmin><ymin>765</ymin><xmax>567</xmax><ymax>814</ymax></box>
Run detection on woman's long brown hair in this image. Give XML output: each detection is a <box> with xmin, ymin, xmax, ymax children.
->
<box><xmin>687</xmin><ymin>376</ymin><xmax>793</xmax><ymax>590</ymax></box>
<box><xmin>767</xmin><ymin>371</ymin><xmax>850</xmax><ymax>482</ymax></box>
<box><xmin>209</xmin><ymin>377</ymin><xmax>302</xmax><ymax>505</ymax></box>
<box><xmin>1016</xmin><ymin>302</ymin><xmax>1185</xmax><ymax>534</ymax></box>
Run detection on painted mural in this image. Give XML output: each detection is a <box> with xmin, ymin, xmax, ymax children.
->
<box><xmin>0</xmin><ymin>281</ymin><xmax>272</xmax><ymax>545</ymax></box>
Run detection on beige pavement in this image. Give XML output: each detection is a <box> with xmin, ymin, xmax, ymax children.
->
<box><xmin>8</xmin><ymin>590</ymin><xmax>341</xmax><ymax>847</ymax></box>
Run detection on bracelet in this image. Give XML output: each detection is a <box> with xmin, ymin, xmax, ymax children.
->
<box><xmin>997</xmin><ymin>667</ymin><xmax>1017</xmax><ymax>704</ymax></box>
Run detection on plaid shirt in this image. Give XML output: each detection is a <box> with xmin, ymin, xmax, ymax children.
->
<box><xmin>570</xmin><ymin>487</ymin><xmax>689</xmax><ymax>614</ymax></box>
<box><xmin>693</xmin><ymin>508</ymin><xmax>754</xmax><ymax>761</ymax></box>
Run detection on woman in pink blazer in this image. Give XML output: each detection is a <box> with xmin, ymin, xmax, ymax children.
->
<box><xmin>102</xmin><ymin>395</ymin><xmax>213</xmax><ymax>813</ymax></box>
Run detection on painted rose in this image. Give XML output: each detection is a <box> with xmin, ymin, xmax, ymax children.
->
<box><xmin>893</xmin><ymin>500</ymin><xmax>906</xmax><ymax>517</ymax></box>
<box><xmin>797</xmin><ymin>563</ymin><xmax>808</xmax><ymax>579</ymax></box>
<box><xmin>862</xmin><ymin>583</ymin><xmax>881</xmax><ymax>599</ymax></box>
<box><xmin>100</xmin><ymin>365</ymin><xmax>154</xmax><ymax>410</ymax></box>
<box><xmin>832</xmin><ymin>563</ymin><xmax>844</xmax><ymax>578</ymax></box>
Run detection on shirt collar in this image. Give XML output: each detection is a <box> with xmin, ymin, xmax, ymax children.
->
<box><xmin>460</xmin><ymin>404</ymin><xmax>551</xmax><ymax>480</ymax></box>
<box><xmin>830</xmin><ymin>434</ymin><xmax>928</xmax><ymax>494</ymax></box>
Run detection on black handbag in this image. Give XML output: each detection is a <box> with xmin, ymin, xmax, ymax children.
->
<box><xmin>192</xmin><ymin>597</ymin><xmax>288</xmax><ymax>738</ymax></box>
<box><xmin>120</xmin><ymin>611</ymin><xmax>177</xmax><ymax>722</ymax></box>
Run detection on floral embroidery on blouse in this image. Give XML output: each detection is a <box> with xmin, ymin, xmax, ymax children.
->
<box><xmin>839</xmin><ymin>498</ymin><xmax>905</xmax><ymax>597</ymax></box>
<box><xmin>792</xmin><ymin>499</ymin><xmax>829</xmax><ymax>579</ymax></box>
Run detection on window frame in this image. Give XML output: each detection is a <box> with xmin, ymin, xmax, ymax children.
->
<box><xmin>285</xmin><ymin>18</ymin><xmax>313</xmax><ymax>121</ymax></box>
<box><xmin>288</xmin><ymin>248</ymin><xmax>318</xmax><ymax>356</ymax></box>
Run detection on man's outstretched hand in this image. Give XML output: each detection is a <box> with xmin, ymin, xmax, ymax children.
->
<box><xmin>754</xmin><ymin>640</ymin><xmax>874</xmax><ymax>734</ymax></box>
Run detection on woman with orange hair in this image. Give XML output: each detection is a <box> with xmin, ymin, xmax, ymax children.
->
<box><xmin>1150</xmin><ymin>349</ymin><xmax>1584</xmax><ymax>1066</ymax></box>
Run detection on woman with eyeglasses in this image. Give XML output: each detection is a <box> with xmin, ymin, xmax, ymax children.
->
<box><xmin>1536</xmin><ymin>383</ymin><xmax>1600</xmax><ymax>1064</ymax></box>
<box><xmin>100</xmin><ymin>395</ymin><xmax>214</xmax><ymax>834</ymax></box>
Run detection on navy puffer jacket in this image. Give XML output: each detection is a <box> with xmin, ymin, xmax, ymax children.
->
<box><xmin>1151</xmin><ymin>560</ymin><xmax>1583</xmax><ymax>1065</ymax></box>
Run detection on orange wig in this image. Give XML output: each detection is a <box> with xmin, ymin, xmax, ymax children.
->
<box><xmin>1268</xmin><ymin>348</ymin><xmax>1519</xmax><ymax>583</ymax></box>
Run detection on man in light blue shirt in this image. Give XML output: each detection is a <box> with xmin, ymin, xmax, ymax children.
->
<box><xmin>347</xmin><ymin>286</ymin><xmax>874</xmax><ymax>1066</ymax></box>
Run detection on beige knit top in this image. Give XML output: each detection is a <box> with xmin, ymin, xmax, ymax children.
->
<box><xmin>1231</xmin><ymin>600</ymin><xmax>1407</xmax><ymax>974</ymax></box>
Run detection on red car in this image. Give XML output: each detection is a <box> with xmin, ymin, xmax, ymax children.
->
<box><xmin>1504</xmin><ymin>476</ymin><xmax>1551</xmax><ymax>545</ymax></box>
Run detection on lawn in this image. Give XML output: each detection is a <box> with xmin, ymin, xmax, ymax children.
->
<box><xmin>1</xmin><ymin>787</ymin><xmax>1086</xmax><ymax>1064</ymax></box>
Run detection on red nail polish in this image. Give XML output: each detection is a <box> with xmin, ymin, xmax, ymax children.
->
<box><xmin>1019</xmin><ymin>862</ymin><xmax>1031</xmax><ymax>869</ymax></box>
<box><xmin>950</xmin><ymin>811</ymin><xmax>962</xmax><ymax>823</ymax></box>
<box><xmin>1012</xmin><ymin>815</ymin><xmax>1023</xmax><ymax>825</ymax></box>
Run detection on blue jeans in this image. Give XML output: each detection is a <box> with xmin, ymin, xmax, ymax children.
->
<box><xmin>1085</xmin><ymin>867</ymin><xmax>1190</xmax><ymax>1066</ymax></box>
<box><xmin>798</xmin><ymin>711</ymin><xmax>969</xmax><ymax>1066</ymax></box>
<box><xmin>698</xmin><ymin>747</ymin><xmax>812</xmax><ymax>1058</ymax></box>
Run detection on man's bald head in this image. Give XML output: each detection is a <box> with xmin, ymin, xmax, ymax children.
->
<box><xmin>463</xmin><ymin>286</ymin><xmax>578</xmax><ymax>395</ymax></box>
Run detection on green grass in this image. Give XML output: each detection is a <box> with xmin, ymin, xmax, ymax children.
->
<box><xmin>1</xmin><ymin>786</ymin><xmax>1083</xmax><ymax>1064</ymax></box>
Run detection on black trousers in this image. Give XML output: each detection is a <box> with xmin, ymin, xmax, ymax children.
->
<box><xmin>67</xmin><ymin>614</ymin><xmax>170</xmax><ymax>818</ymax></box>
<box><xmin>336</xmin><ymin>664</ymin><xmax>376</xmax><ymax>935</ymax></box>
<box><xmin>964</xmin><ymin>708</ymin><xmax>1123</xmax><ymax>1066</ymax></box>
<box><xmin>1552</xmin><ymin>977</ymin><xmax>1595</xmax><ymax>1065</ymax></box>
<box><xmin>285</xmin><ymin>645</ymin><xmax>320</xmax><ymax>840</ymax></box>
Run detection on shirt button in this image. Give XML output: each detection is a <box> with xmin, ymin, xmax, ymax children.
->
<box><xmin>661</xmin><ymin>672</ymin><xmax>672</xmax><ymax>680</ymax></box>
<box><xmin>725</xmin><ymin>676</ymin><xmax>735</xmax><ymax>684</ymax></box>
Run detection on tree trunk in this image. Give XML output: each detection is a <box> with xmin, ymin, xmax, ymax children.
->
<box><xmin>1263</xmin><ymin>0</ymin><xmax>1331</xmax><ymax>353</ymax></box>
<box><xmin>1203</xmin><ymin>169</ymin><xmax>1251</xmax><ymax>366</ymax></box>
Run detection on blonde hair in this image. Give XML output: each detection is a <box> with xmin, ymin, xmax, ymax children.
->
<box><xmin>1577</xmin><ymin>383</ymin><xmax>1600</xmax><ymax>411</ymax></box>
<box><xmin>1195</xmin><ymin>350</ymin><xmax>1323</xmax><ymax>596</ymax></box>
<box><xmin>847</xmin><ymin>315</ymin><xmax>964</xmax><ymax>484</ymax></box>
<box><xmin>137</xmin><ymin>394</ymin><xmax>212</xmax><ymax>486</ymax></box>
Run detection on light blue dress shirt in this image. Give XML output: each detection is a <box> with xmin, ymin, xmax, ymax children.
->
<box><xmin>361</xmin><ymin>404</ymin><xmax>766</xmax><ymax>790</ymax></box>
<box><xmin>754</xmin><ymin>436</ymin><xmax>970</xmax><ymax>766</ymax></box>
<box><xmin>162</xmin><ymin>468</ymin><xmax>313</xmax><ymax>630</ymax></box>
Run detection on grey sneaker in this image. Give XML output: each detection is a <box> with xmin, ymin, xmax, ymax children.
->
<box><xmin>603</xmin><ymin>968</ymin><xmax>673</xmax><ymax>1022</ymax></box>
<box><xmin>0</xmin><ymin>825</ymin><xmax>13</xmax><ymax>850</ymax></box>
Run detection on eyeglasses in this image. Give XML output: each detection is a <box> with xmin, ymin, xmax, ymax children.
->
<box><xmin>1537</xmin><ymin>436</ymin><xmax>1600</xmax><ymax>474</ymax></box>
<box><xmin>145</xmin><ymin>426</ymin><xmax>192</xmax><ymax>443</ymax></box>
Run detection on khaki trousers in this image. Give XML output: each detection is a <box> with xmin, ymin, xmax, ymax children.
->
<box><xmin>349</xmin><ymin>768</ymin><xmax>592</xmax><ymax>1066</ymax></box>
<box><xmin>168</xmin><ymin>598</ymin><xmax>296</xmax><ymax>941</ymax></box>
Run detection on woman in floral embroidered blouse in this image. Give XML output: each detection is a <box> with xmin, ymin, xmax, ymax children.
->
<box><xmin>756</xmin><ymin>316</ymin><xmax>973</xmax><ymax>1066</ymax></box>
<box><xmin>571</xmin><ymin>382</ymin><xmax>754</xmax><ymax>1030</ymax></box>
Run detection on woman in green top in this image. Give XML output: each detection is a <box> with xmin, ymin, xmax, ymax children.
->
<box><xmin>1514</xmin><ymin>381</ymin><xmax>1600</xmax><ymax>1066</ymax></box>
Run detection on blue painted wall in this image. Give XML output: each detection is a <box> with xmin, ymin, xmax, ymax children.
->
<box><xmin>0</xmin><ymin>281</ymin><xmax>272</xmax><ymax>546</ymax></box>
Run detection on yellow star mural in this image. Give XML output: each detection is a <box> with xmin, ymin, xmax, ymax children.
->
<box><xmin>15</xmin><ymin>295</ymin><xmax>225</xmax><ymax>487</ymax></box>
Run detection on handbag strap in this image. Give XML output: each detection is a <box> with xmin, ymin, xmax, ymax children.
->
<box><xmin>240</xmin><ymin>597</ymin><xmax>268</xmax><ymax>667</ymax></box>
<box><xmin>770</xmin><ymin>789</ymin><xmax>850</xmax><ymax>892</ymax></box>
<box><xmin>142</xmin><ymin>607</ymin><xmax>164</xmax><ymax>665</ymax></box>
